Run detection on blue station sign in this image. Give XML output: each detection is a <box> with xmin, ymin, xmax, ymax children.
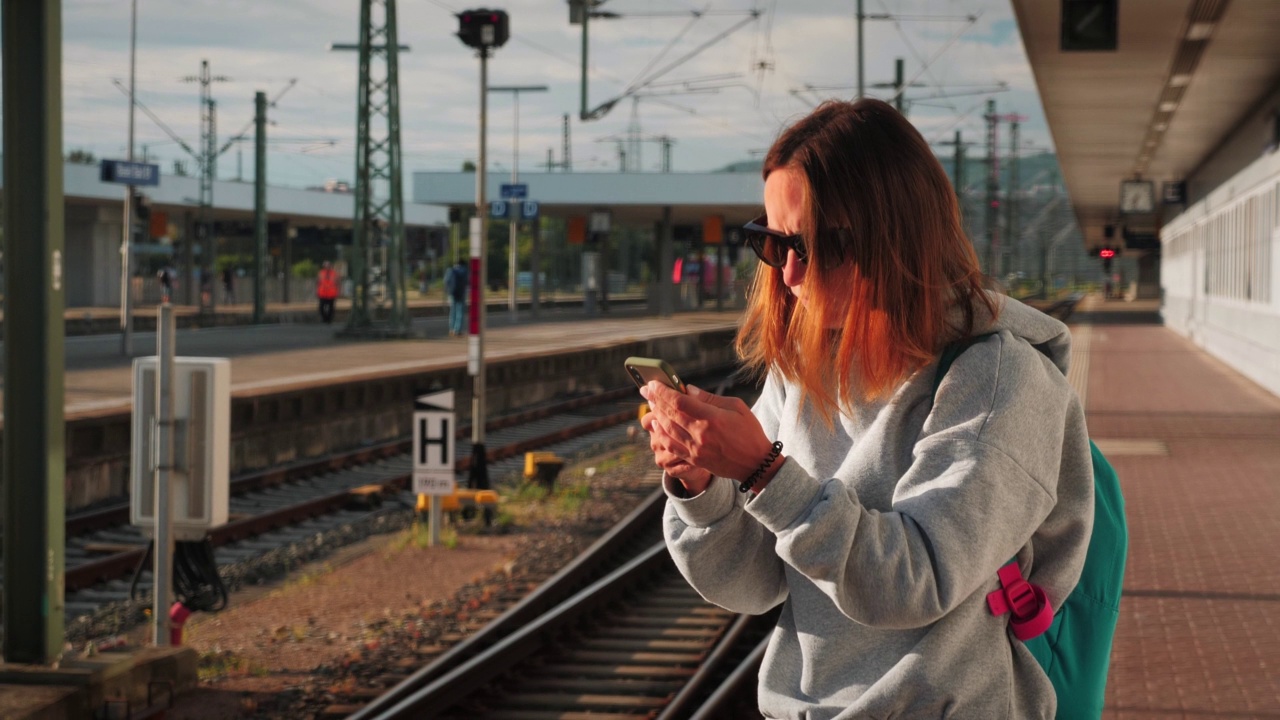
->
<box><xmin>500</xmin><ymin>183</ymin><xmax>527</xmax><ymax>200</ymax></box>
<box><xmin>100</xmin><ymin>159</ymin><xmax>161</xmax><ymax>187</ymax></box>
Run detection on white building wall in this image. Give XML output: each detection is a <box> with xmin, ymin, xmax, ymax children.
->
<box><xmin>1162</xmin><ymin>133</ymin><xmax>1280</xmax><ymax>397</ymax></box>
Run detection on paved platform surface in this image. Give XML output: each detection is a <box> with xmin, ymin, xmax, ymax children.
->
<box><xmin>1073</xmin><ymin>297</ymin><xmax>1280</xmax><ymax>718</ymax></box>
<box><xmin>0</xmin><ymin>306</ymin><xmax>742</xmax><ymax>421</ymax></box>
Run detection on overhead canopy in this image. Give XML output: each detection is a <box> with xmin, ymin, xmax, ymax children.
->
<box><xmin>413</xmin><ymin>171</ymin><xmax>765</xmax><ymax>226</ymax></box>
<box><xmin>1011</xmin><ymin>0</ymin><xmax>1280</xmax><ymax>250</ymax></box>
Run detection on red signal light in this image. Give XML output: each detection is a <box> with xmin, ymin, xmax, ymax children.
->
<box><xmin>1099</xmin><ymin>248</ymin><xmax>1116</xmax><ymax>259</ymax></box>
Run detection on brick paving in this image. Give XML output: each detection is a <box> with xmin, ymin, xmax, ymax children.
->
<box><xmin>1077</xmin><ymin>298</ymin><xmax>1280</xmax><ymax>718</ymax></box>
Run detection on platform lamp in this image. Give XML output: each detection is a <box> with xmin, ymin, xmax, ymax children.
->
<box><xmin>457</xmin><ymin>8</ymin><xmax>509</xmax><ymax>511</ymax></box>
<box><xmin>488</xmin><ymin>83</ymin><xmax>548</xmax><ymax>325</ymax></box>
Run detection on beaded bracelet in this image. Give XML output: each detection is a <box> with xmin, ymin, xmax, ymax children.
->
<box><xmin>738</xmin><ymin>441</ymin><xmax>784</xmax><ymax>494</ymax></box>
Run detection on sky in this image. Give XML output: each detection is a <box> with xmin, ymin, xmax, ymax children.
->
<box><xmin>59</xmin><ymin>0</ymin><xmax>1053</xmax><ymax>192</ymax></box>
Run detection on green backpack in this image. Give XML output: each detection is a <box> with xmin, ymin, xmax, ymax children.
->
<box><xmin>935</xmin><ymin>336</ymin><xmax>1128</xmax><ymax>720</ymax></box>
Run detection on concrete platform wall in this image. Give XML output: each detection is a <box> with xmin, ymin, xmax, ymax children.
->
<box><xmin>59</xmin><ymin>326</ymin><xmax>739</xmax><ymax>512</ymax></box>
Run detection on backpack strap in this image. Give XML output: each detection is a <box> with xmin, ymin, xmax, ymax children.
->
<box><xmin>933</xmin><ymin>333</ymin><xmax>1053</xmax><ymax>642</ymax></box>
<box><xmin>931</xmin><ymin>333</ymin><xmax>993</xmax><ymax>397</ymax></box>
<box><xmin>986</xmin><ymin>561</ymin><xmax>1054</xmax><ymax>640</ymax></box>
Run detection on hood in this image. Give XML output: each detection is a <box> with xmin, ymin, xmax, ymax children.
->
<box><xmin>978</xmin><ymin>292</ymin><xmax>1073</xmax><ymax>376</ymax></box>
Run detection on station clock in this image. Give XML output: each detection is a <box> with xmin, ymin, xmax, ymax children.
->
<box><xmin>1119</xmin><ymin>180</ymin><xmax>1155</xmax><ymax>214</ymax></box>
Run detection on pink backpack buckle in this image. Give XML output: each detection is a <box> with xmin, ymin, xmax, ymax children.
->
<box><xmin>987</xmin><ymin>561</ymin><xmax>1053</xmax><ymax>641</ymax></box>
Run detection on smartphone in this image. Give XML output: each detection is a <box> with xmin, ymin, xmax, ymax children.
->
<box><xmin>624</xmin><ymin>356</ymin><xmax>687</xmax><ymax>393</ymax></box>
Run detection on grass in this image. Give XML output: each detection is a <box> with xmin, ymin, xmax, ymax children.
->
<box><xmin>197</xmin><ymin>649</ymin><xmax>271</xmax><ymax>681</ymax></box>
<box><xmin>555</xmin><ymin>481</ymin><xmax>592</xmax><ymax>515</ymax></box>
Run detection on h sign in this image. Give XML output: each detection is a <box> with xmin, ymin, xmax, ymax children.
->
<box><xmin>413</xmin><ymin>390</ymin><xmax>456</xmax><ymax>495</ymax></box>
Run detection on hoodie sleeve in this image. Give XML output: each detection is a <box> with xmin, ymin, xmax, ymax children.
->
<box><xmin>739</xmin><ymin>333</ymin><xmax>1093</xmax><ymax>628</ymax></box>
<box><xmin>661</xmin><ymin>372</ymin><xmax>789</xmax><ymax>614</ymax></box>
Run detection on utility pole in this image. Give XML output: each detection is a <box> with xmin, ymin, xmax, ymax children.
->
<box><xmin>119</xmin><ymin>0</ymin><xmax>137</xmax><ymax>356</ymax></box>
<box><xmin>893</xmin><ymin>58</ymin><xmax>903</xmax><ymax>113</ymax></box>
<box><xmin>857</xmin><ymin>0</ymin><xmax>864</xmax><ymax>99</ymax></box>
<box><xmin>981</xmin><ymin>101</ymin><xmax>1027</xmax><ymax>279</ymax></box>
<box><xmin>984</xmin><ymin>99</ymin><xmax>1000</xmax><ymax>276</ymax></box>
<box><xmin>563</xmin><ymin>113</ymin><xmax>572</xmax><ymax>171</ymax></box>
<box><xmin>1006</xmin><ymin>117</ymin><xmax>1025</xmax><ymax>276</ymax></box>
<box><xmin>253</xmin><ymin>91</ymin><xmax>267</xmax><ymax>323</ymax></box>
<box><xmin>332</xmin><ymin>0</ymin><xmax>411</xmax><ymax>336</ymax></box>
<box><xmin>182</xmin><ymin>60</ymin><xmax>228</xmax><ymax>317</ymax></box>
<box><xmin>489</xmin><ymin>84</ymin><xmax>548</xmax><ymax>323</ymax></box>
<box><xmin>870</xmin><ymin>57</ymin><xmax>926</xmax><ymax>116</ymax></box>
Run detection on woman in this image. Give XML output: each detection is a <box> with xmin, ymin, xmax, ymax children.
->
<box><xmin>640</xmin><ymin>99</ymin><xmax>1093</xmax><ymax>718</ymax></box>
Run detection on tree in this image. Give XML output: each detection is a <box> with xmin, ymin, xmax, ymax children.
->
<box><xmin>461</xmin><ymin>160</ymin><xmax>476</xmax><ymax>172</ymax></box>
<box><xmin>66</xmin><ymin>149</ymin><xmax>96</xmax><ymax>164</ymax></box>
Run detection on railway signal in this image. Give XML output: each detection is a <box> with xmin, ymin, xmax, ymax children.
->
<box><xmin>457</xmin><ymin>7</ymin><xmax>512</xmax><ymax>519</ymax></box>
<box><xmin>457</xmin><ymin>8</ymin><xmax>509</xmax><ymax>49</ymax></box>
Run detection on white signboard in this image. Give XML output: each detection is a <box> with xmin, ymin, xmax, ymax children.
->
<box><xmin>413</xmin><ymin>390</ymin><xmax>457</xmax><ymax>495</ymax></box>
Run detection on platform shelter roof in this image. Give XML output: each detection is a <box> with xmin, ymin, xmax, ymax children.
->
<box><xmin>1012</xmin><ymin>0</ymin><xmax>1280</xmax><ymax>250</ymax></box>
<box><xmin>19</xmin><ymin>160</ymin><xmax>448</xmax><ymax>228</ymax></box>
<box><xmin>413</xmin><ymin>170</ymin><xmax>765</xmax><ymax>226</ymax></box>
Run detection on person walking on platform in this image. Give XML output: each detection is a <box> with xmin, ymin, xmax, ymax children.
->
<box><xmin>445</xmin><ymin>259</ymin><xmax>468</xmax><ymax>337</ymax></box>
<box><xmin>316</xmin><ymin>261</ymin><xmax>339</xmax><ymax>324</ymax></box>
<box><xmin>639</xmin><ymin>99</ymin><xmax>1095</xmax><ymax>719</ymax></box>
<box><xmin>157</xmin><ymin>264</ymin><xmax>176</xmax><ymax>303</ymax></box>
<box><xmin>221</xmin><ymin>267</ymin><xmax>235</xmax><ymax>305</ymax></box>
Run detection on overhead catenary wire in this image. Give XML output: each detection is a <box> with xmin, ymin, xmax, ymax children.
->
<box><xmin>110</xmin><ymin>78</ymin><xmax>199</xmax><ymax>160</ymax></box>
<box><xmin>216</xmin><ymin>78</ymin><xmax>299</xmax><ymax>158</ymax></box>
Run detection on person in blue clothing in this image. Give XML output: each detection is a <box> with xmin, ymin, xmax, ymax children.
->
<box><xmin>638</xmin><ymin>99</ymin><xmax>1094</xmax><ymax>719</ymax></box>
<box><xmin>444</xmin><ymin>259</ymin><xmax>468</xmax><ymax>337</ymax></box>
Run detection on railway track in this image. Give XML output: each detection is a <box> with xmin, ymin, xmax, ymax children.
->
<box><xmin>338</xmin><ymin>492</ymin><xmax>777</xmax><ymax>720</ymax></box>
<box><xmin>57</xmin><ymin>384</ymin><xmax>647</xmax><ymax>596</ymax></box>
<box><xmin>0</xmin><ymin>379</ymin><xmax>691</xmax><ymax>630</ymax></box>
<box><xmin>0</xmin><ymin>372</ymin><xmax>732</xmax><ymax>632</ymax></box>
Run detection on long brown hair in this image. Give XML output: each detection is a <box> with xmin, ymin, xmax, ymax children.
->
<box><xmin>736</xmin><ymin>98</ymin><xmax>997</xmax><ymax>424</ymax></box>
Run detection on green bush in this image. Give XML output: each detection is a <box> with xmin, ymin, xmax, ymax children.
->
<box><xmin>292</xmin><ymin>259</ymin><xmax>319</xmax><ymax>279</ymax></box>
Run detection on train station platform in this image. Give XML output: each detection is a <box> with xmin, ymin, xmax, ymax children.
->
<box><xmin>0</xmin><ymin>290</ymin><xmax>642</xmax><ymax>336</ymax></box>
<box><xmin>1071</xmin><ymin>295</ymin><xmax>1280</xmax><ymax>718</ymax></box>
<box><xmin>44</xmin><ymin>305</ymin><xmax>737</xmax><ymax>418</ymax></box>
<box><xmin>2</xmin><ymin>295</ymin><xmax>1278</xmax><ymax>717</ymax></box>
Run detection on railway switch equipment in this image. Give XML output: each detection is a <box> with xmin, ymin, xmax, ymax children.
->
<box><xmin>524</xmin><ymin>451</ymin><xmax>565</xmax><ymax>490</ymax></box>
<box><xmin>130</xmin><ymin>357</ymin><xmax>230</xmax><ymax>540</ymax></box>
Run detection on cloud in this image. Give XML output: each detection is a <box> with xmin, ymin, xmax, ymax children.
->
<box><xmin>51</xmin><ymin>0</ymin><xmax>1050</xmax><ymax>185</ymax></box>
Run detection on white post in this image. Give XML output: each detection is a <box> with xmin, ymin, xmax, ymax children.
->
<box><xmin>430</xmin><ymin>498</ymin><xmax>443</xmax><ymax>547</ymax></box>
<box><xmin>471</xmin><ymin>51</ymin><xmax>488</xmax><ymax>458</ymax></box>
<box><xmin>508</xmin><ymin>92</ymin><xmax>519</xmax><ymax>323</ymax></box>
<box><xmin>153</xmin><ymin>302</ymin><xmax>175</xmax><ymax>645</ymax></box>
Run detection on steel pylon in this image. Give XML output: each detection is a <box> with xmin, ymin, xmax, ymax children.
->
<box><xmin>345</xmin><ymin>0</ymin><xmax>409</xmax><ymax>337</ymax></box>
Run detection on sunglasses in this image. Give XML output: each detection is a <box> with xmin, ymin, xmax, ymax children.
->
<box><xmin>742</xmin><ymin>215</ymin><xmax>809</xmax><ymax>268</ymax></box>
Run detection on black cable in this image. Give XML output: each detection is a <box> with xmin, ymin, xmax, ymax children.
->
<box><xmin>172</xmin><ymin>538</ymin><xmax>228</xmax><ymax>613</ymax></box>
<box><xmin>129</xmin><ymin>540</ymin><xmax>155</xmax><ymax>602</ymax></box>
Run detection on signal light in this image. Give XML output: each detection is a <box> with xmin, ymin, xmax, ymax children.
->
<box><xmin>457</xmin><ymin>8</ymin><xmax>509</xmax><ymax>49</ymax></box>
<box><xmin>1099</xmin><ymin>248</ymin><xmax>1115</xmax><ymax>259</ymax></box>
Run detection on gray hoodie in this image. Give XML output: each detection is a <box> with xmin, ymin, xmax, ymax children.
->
<box><xmin>663</xmin><ymin>295</ymin><xmax>1093</xmax><ymax>719</ymax></box>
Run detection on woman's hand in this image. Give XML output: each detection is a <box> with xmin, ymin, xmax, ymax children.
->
<box><xmin>640</xmin><ymin>404</ymin><xmax>714</xmax><ymax>494</ymax></box>
<box><xmin>640</xmin><ymin>381</ymin><xmax>778</xmax><ymax>483</ymax></box>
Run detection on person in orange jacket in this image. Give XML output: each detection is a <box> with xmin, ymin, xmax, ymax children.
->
<box><xmin>316</xmin><ymin>261</ymin><xmax>339</xmax><ymax>323</ymax></box>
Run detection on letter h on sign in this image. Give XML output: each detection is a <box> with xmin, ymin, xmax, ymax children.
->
<box><xmin>419</xmin><ymin>416</ymin><xmax>449</xmax><ymax>465</ymax></box>
<box><xmin>413</xmin><ymin>391</ymin><xmax>457</xmax><ymax>495</ymax></box>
